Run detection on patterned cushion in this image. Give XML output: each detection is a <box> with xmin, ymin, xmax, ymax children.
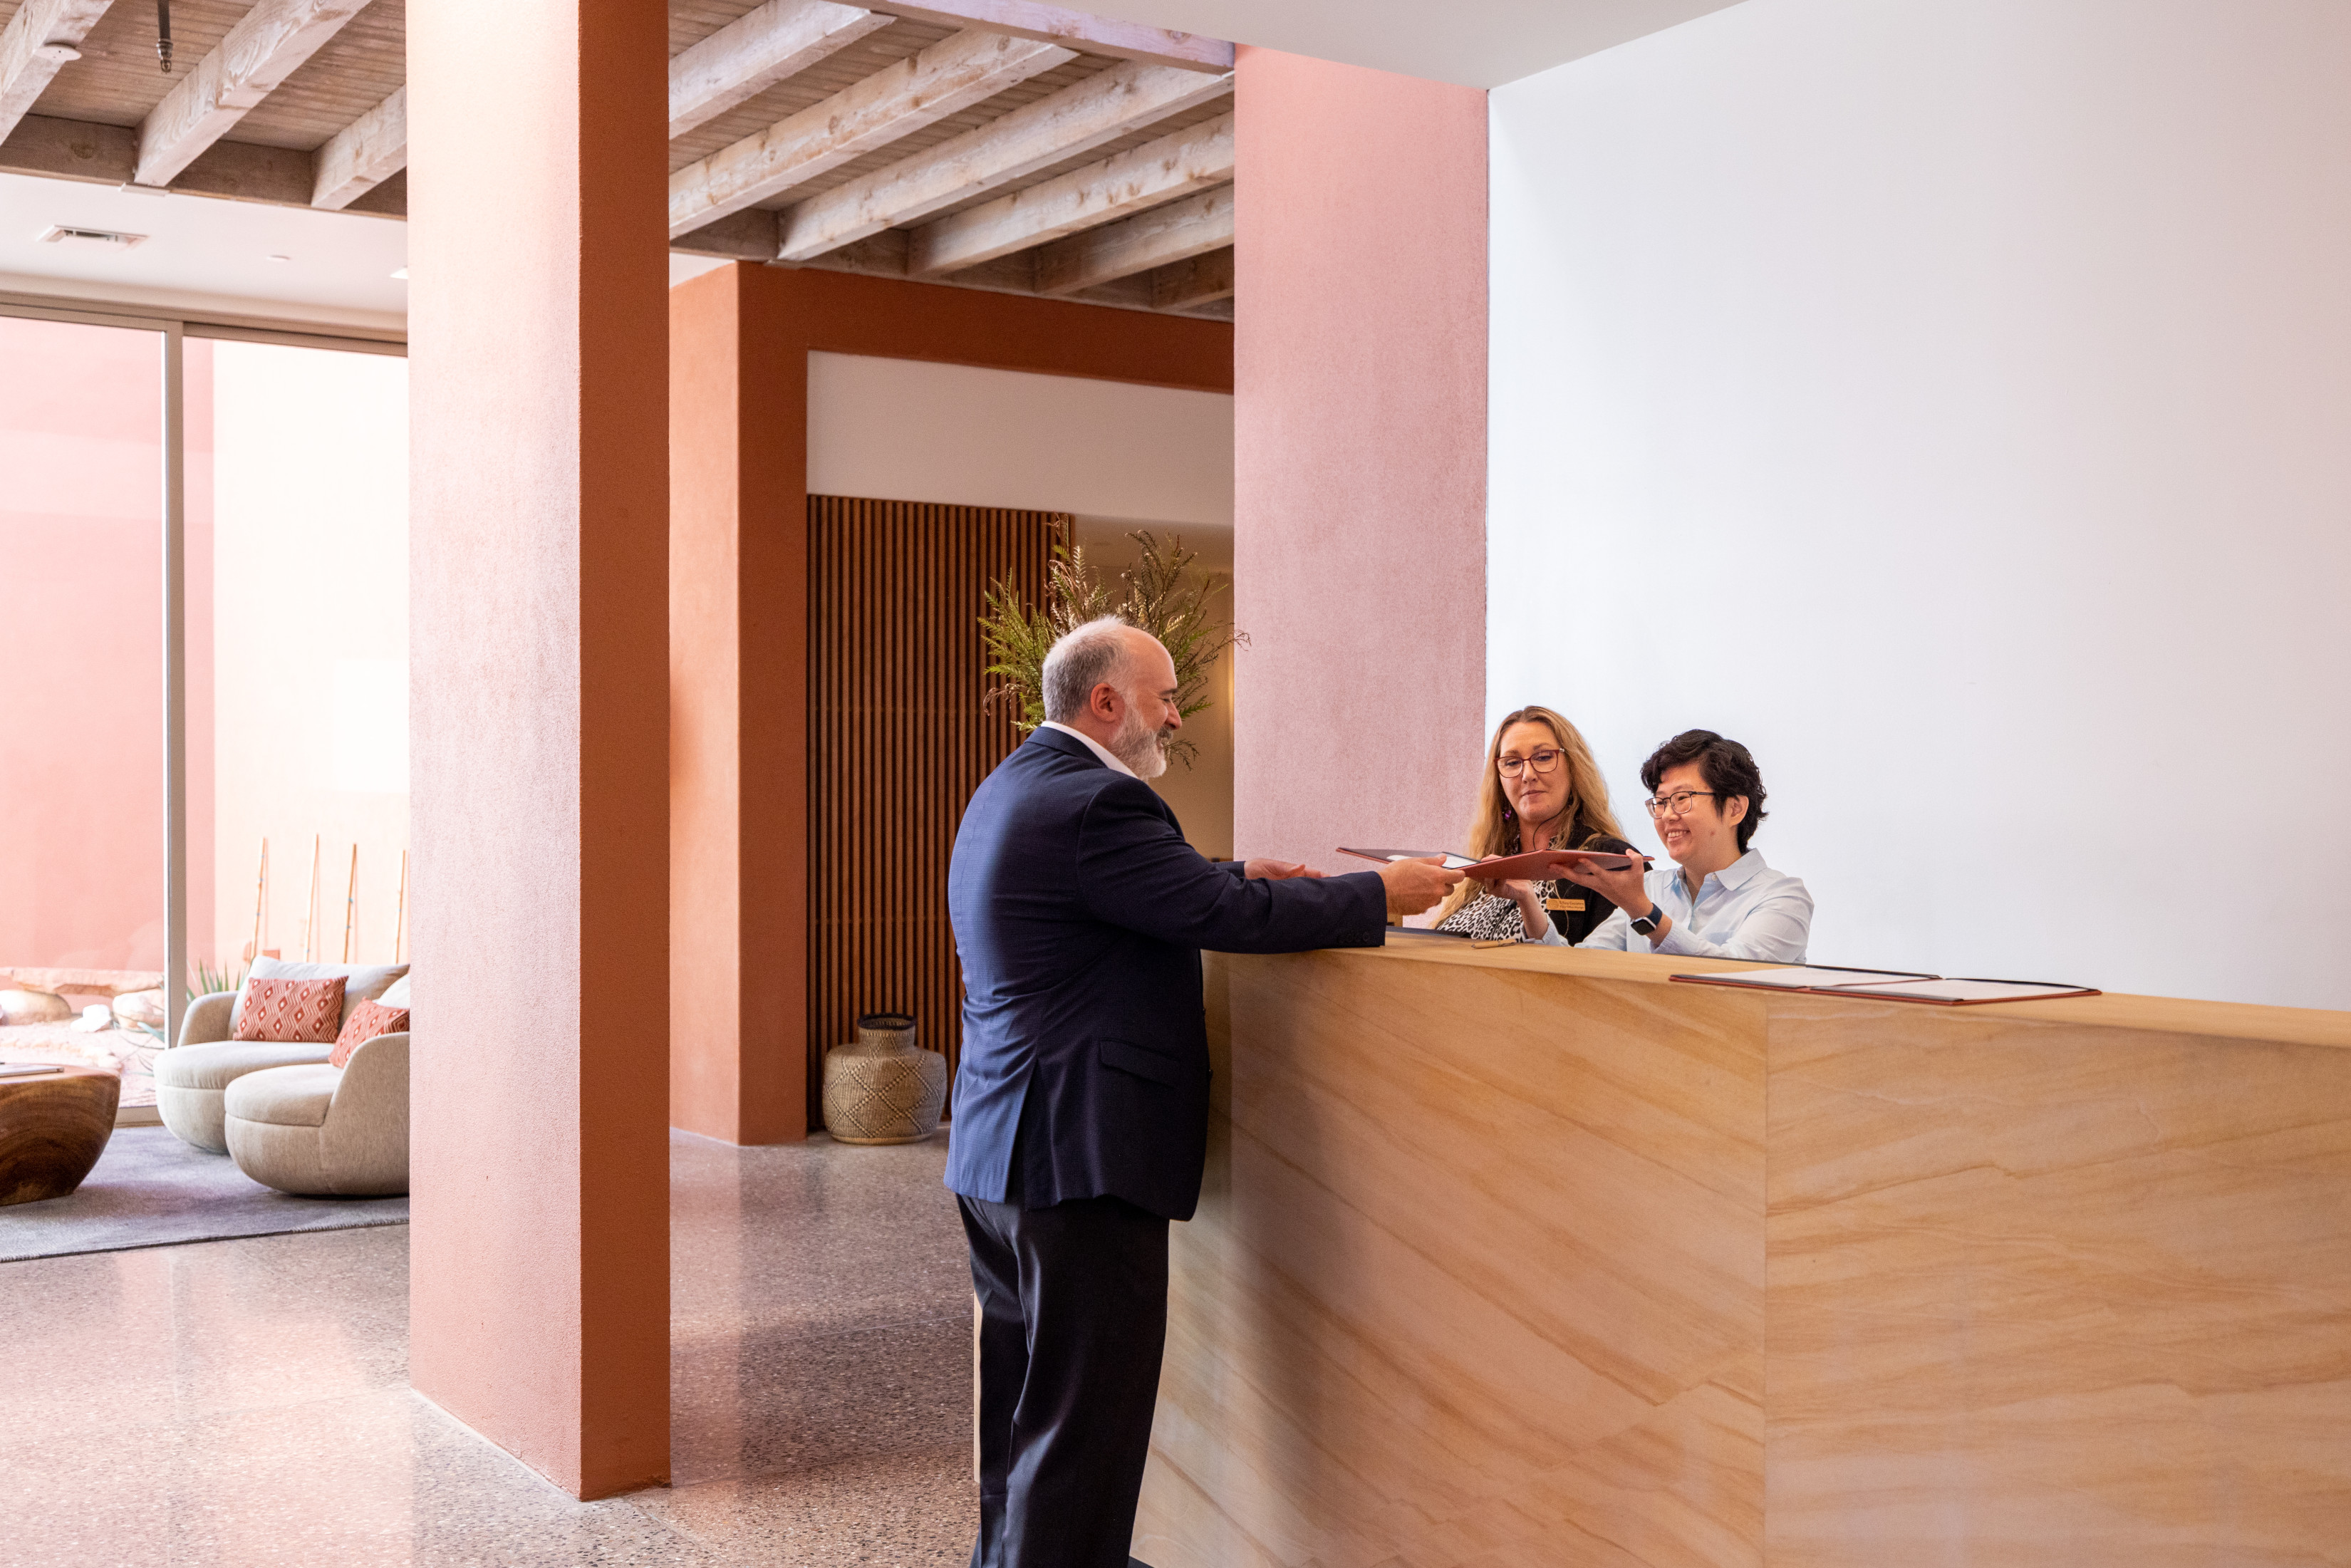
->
<box><xmin>329</xmin><ymin>999</ymin><xmax>409</xmax><ymax>1069</ymax></box>
<box><xmin>230</xmin><ymin>977</ymin><xmax>346</xmax><ymax>1044</ymax></box>
<box><xmin>233</xmin><ymin>957</ymin><xmax>407</xmax><ymax>1034</ymax></box>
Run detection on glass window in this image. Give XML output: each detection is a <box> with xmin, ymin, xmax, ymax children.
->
<box><xmin>194</xmin><ymin>340</ymin><xmax>410</xmax><ymax>980</ymax></box>
<box><xmin>0</xmin><ymin>314</ymin><xmax>167</xmax><ymax>1087</ymax></box>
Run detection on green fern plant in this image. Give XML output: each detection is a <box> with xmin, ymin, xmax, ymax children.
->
<box><xmin>978</xmin><ymin>530</ymin><xmax>1245</xmax><ymax>772</ymax></box>
<box><xmin>189</xmin><ymin>959</ymin><xmax>244</xmax><ymax>1001</ymax></box>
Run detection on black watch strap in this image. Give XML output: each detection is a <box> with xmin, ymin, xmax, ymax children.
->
<box><xmin>1629</xmin><ymin>902</ymin><xmax>1663</xmax><ymax>935</ymax></box>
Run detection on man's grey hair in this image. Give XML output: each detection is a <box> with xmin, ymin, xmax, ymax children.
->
<box><xmin>1042</xmin><ymin>615</ymin><xmax>1136</xmax><ymax>723</ymax></box>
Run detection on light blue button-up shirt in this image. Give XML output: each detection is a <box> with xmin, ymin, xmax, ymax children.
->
<box><xmin>1577</xmin><ymin>848</ymin><xmax>1812</xmax><ymax>962</ymax></box>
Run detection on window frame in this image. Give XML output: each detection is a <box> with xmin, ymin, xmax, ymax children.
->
<box><xmin>1</xmin><ymin>291</ymin><xmax>407</xmax><ymax>1044</ymax></box>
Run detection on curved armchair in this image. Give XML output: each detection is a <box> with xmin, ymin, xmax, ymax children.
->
<box><xmin>157</xmin><ymin>990</ymin><xmax>337</xmax><ymax>1153</ymax></box>
<box><xmin>222</xmin><ymin>1032</ymin><xmax>409</xmax><ymax>1197</ymax></box>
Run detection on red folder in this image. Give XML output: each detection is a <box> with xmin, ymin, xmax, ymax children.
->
<box><xmin>1338</xmin><ymin>846</ymin><xmax>1652</xmax><ymax>877</ymax></box>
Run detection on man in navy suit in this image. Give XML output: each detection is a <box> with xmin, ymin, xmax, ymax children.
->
<box><xmin>947</xmin><ymin>616</ymin><xmax>1460</xmax><ymax>1567</ymax></box>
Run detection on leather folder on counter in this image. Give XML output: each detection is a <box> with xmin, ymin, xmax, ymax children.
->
<box><xmin>1339</xmin><ymin>846</ymin><xmax>1654</xmax><ymax>877</ymax></box>
<box><xmin>1672</xmin><ymin>966</ymin><xmax>2100</xmax><ymax>1005</ymax></box>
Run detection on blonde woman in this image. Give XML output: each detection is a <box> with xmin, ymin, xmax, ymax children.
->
<box><xmin>1434</xmin><ymin>706</ymin><xmax>1639</xmax><ymax>945</ymax></box>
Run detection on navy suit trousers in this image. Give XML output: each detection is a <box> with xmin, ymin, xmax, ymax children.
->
<box><xmin>959</xmin><ymin>1176</ymin><xmax>1168</xmax><ymax>1568</ymax></box>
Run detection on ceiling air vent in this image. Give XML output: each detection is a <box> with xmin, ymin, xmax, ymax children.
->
<box><xmin>38</xmin><ymin>224</ymin><xmax>148</xmax><ymax>251</ymax></box>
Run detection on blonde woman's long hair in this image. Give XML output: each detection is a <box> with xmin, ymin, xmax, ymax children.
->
<box><xmin>1433</xmin><ymin>706</ymin><xmax>1628</xmax><ymax>925</ymax></box>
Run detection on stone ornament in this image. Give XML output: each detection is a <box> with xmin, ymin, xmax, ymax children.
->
<box><xmin>111</xmin><ymin>990</ymin><xmax>167</xmax><ymax>1029</ymax></box>
<box><xmin>822</xmin><ymin>1012</ymin><xmax>947</xmax><ymax>1146</ymax></box>
<box><xmin>0</xmin><ymin>990</ymin><xmax>75</xmax><ymax>1027</ymax></box>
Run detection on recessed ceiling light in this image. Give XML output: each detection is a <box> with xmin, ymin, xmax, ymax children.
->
<box><xmin>39</xmin><ymin>224</ymin><xmax>146</xmax><ymax>251</ymax></box>
<box><xmin>390</xmin><ymin>266</ymin><xmax>408</xmax><ymax>280</ymax></box>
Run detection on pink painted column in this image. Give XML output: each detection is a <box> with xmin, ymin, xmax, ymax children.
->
<box><xmin>1232</xmin><ymin>48</ymin><xmax>1489</xmax><ymax>866</ymax></box>
<box><xmin>405</xmin><ymin>0</ymin><xmax>671</xmax><ymax>1499</ymax></box>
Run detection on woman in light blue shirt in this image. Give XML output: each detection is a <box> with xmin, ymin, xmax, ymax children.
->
<box><xmin>1569</xmin><ymin>729</ymin><xmax>1812</xmax><ymax>962</ymax></box>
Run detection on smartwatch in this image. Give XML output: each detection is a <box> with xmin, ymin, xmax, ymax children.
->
<box><xmin>1629</xmin><ymin>902</ymin><xmax>1664</xmax><ymax>937</ymax></box>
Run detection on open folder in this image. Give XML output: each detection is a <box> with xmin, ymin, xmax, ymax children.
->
<box><xmin>1671</xmin><ymin>965</ymin><xmax>2100</xmax><ymax>1005</ymax></box>
<box><xmin>1338</xmin><ymin>846</ymin><xmax>1654</xmax><ymax>877</ymax></box>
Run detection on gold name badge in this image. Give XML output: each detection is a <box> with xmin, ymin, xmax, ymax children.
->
<box><xmin>1545</xmin><ymin>897</ymin><xmax>1586</xmax><ymax>912</ymax></box>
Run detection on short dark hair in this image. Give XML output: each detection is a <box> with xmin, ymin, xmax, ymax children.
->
<box><xmin>1641</xmin><ymin>730</ymin><xmax>1768</xmax><ymax>852</ymax></box>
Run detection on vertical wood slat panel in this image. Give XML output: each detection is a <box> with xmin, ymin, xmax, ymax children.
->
<box><xmin>808</xmin><ymin>495</ymin><xmax>1062</xmax><ymax>1126</ymax></box>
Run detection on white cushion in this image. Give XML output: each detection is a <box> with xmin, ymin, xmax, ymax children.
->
<box><xmin>376</xmin><ymin>973</ymin><xmax>411</xmax><ymax>1012</ymax></box>
<box><xmin>157</xmin><ymin>1039</ymin><xmax>335</xmax><ymax>1091</ymax></box>
<box><xmin>234</xmin><ymin>956</ymin><xmax>408</xmax><ymax>1034</ymax></box>
<box><xmin>224</xmin><ymin>1064</ymin><xmax>340</xmax><ymax>1128</ymax></box>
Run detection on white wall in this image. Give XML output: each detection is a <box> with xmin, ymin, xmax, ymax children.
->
<box><xmin>1488</xmin><ymin>0</ymin><xmax>2351</xmax><ymax>1008</ymax></box>
<box><xmin>806</xmin><ymin>353</ymin><xmax>1232</xmax><ymax>526</ymax></box>
<box><xmin>805</xmin><ymin>353</ymin><xmax>1240</xmax><ymax>856</ymax></box>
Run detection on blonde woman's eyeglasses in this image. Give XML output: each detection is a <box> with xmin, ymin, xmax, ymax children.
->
<box><xmin>1497</xmin><ymin>748</ymin><xmax>1564</xmax><ymax>779</ymax></box>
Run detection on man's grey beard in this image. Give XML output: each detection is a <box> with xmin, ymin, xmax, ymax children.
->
<box><xmin>1111</xmin><ymin>705</ymin><xmax>1172</xmax><ymax>780</ymax></box>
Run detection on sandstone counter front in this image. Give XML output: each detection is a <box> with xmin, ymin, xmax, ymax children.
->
<box><xmin>1133</xmin><ymin>938</ymin><xmax>2351</xmax><ymax>1567</ymax></box>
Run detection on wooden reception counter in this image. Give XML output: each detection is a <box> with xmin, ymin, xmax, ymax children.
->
<box><xmin>1133</xmin><ymin>938</ymin><xmax>2351</xmax><ymax>1567</ymax></box>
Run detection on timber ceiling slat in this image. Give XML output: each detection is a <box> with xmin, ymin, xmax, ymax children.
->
<box><xmin>30</xmin><ymin>0</ymin><xmax>242</xmax><ymax>126</ymax></box>
<box><xmin>865</xmin><ymin>88</ymin><xmax>1225</xmax><ymax>224</ymax></box>
<box><xmin>668</xmin><ymin>0</ymin><xmax>774</xmax><ymax>56</ymax></box>
<box><xmin>728</xmin><ymin>53</ymin><xmax>1108</xmax><ymax>206</ymax></box>
<box><xmin>776</xmin><ymin>60</ymin><xmax>1229</xmax><ymax>259</ymax></box>
<box><xmin>1</xmin><ymin>0</ymin><xmax>1239</xmax><ymax>318</ymax></box>
<box><xmin>665</xmin><ymin>18</ymin><xmax>948</xmax><ymax>167</ymax></box>
<box><xmin>666</xmin><ymin>26</ymin><xmax>1077</xmax><ymax>237</ymax></box>
<box><xmin>0</xmin><ymin>2</ymin><xmax>121</xmax><ymax>144</ymax></box>
<box><xmin>232</xmin><ymin>0</ymin><xmax>403</xmax><ymax>149</ymax></box>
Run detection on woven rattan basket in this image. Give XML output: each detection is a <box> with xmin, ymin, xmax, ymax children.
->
<box><xmin>821</xmin><ymin>1012</ymin><xmax>948</xmax><ymax>1145</ymax></box>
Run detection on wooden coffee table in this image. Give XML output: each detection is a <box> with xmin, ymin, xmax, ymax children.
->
<box><xmin>0</xmin><ymin>1064</ymin><xmax>120</xmax><ymax>1206</ymax></box>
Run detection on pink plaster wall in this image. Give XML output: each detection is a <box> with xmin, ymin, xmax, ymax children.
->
<box><xmin>1231</xmin><ymin>48</ymin><xmax>1490</xmax><ymax>869</ymax></box>
<box><xmin>406</xmin><ymin>0</ymin><xmax>671</xmax><ymax>1501</ymax></box>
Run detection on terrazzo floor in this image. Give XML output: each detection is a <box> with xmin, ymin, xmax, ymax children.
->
<box><xmin>0</xmin><ymin>1130</ymin><xmax>979</xmax><ymax>1567</ymax></box>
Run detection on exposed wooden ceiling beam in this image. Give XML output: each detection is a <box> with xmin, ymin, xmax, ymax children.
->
<box><xmin>867</xmin><ymin>0</ymin><xmax>1230</xmax><ymax>73</ymax></box>
<box><xmin>311</xmin><ymin>84</ymin><xmax>403</xmax><ymax>209</ymax></box>
<box><xmin>1150</xmin><ymin>244</ymin><xmax>1233</xmax><ymax>311</ymax></box>
<box><xmin>1033</xmin><ymin>180</ymin><xmax>1230</xmax><ymax>294</ymax></box>
<box><xmin>907</xmin><ymin>108</ymin><xmax>1230</xmax><ymax>276</ymax></box>
<box><xmin>673</xmin><ymin>209</ymin><xmax>784</xmax><ymax>261</ymax></box>
<box><xmin>669</xmin><ymin>0</ymin><xmax>893</xmax><ymax>141</ymax></box>
<box><xmin>668</xmin><ymin>27</ymin><xmax>1072</xmax><ymax>240</ymax></box>
<box><xmin>0</xmin><ymin>0</ymin><xmax>117</xmax><ymax>145</ymax></box>
<box><xmin>135</xmin><ymin>0</ymin><xmax>378</xmax><ymax>189</ymax></box>
<box><xmin>776</xmin><ymin>61</ymin><xmax>1228</xmax><ymax>261</ymax></box>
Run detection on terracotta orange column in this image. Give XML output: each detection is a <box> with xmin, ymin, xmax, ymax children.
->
<box><xmin>405</xmin><ymin>0</ymin><xmax>670</xmax><ymax>1498</ymax></box>
<box><xmin>670</xmin><ymin>265</ymin><xmax>808</xmax><ymax>1146</ymax></box>
<box><xmin>1231</xmin><ymin>48</ymin><xmax>1489</xmax><ymax>865</ymax></box>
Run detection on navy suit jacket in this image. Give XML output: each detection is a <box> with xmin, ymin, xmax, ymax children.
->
<box><xmin>945</xmin><ymin>725</ymin><xmax>1387</xmax><ymax>1221</ymax></box>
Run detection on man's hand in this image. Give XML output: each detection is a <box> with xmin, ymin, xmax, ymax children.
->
<box><xmin>1243</xmin><ymin>858</ymin><xmax>1324</xmax><ymax>881</ymax></box>
<box><xmin>1376</xmin><ymin>854</ymin><xmax>1463</xmax><ymax>917</ymax></box>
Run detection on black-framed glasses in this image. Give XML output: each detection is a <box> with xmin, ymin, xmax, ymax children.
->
<box><xmin>1497</xmin><ymin>747</ymin><xmax>1564</xmax><ymax>779</ymax></box>
<box><xmin>1644</xmin><ymin>789</ymin><xmax>1719</xmax><ymax>819</ymax></box>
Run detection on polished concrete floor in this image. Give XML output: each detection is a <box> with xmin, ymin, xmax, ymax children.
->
<box><xmin>0</xmin><ymin>1131</ymin><xmax>977</xmax><ymax>1566</ymax></box>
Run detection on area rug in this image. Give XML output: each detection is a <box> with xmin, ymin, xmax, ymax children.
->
<box><xmin>0</xmin><ymin>1126</ymin><xmax>408</xmax><ymax>1263</ymax></box>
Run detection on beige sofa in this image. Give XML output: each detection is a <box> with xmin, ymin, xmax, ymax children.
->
<box><xmin>224</xmin><ymin>1031</ymin><xmax>409</xmax><ymax>1196</ymax></box>
<box><xmin>156</xmin><ymin>960</ymin><xmax>407</xmax><ymax>1156</ymax></box>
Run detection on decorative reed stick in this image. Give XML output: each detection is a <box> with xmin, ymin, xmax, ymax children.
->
<box><xmin>246</xmin><ymin>837</ymin><xmax>269</xmax><ymax>964</ymax></box>
<box><xmin>395</xmin><ymin>849</ymin><xmax>408</xmax><ymax>965</ymax></box>
<box><xmin>303</xmin><ymin>834</ymin><xmax>321</xmax><ymax>963</ymax></box>
<box><xmin>342</xmin><ymin>844</ymin><xmax>359</xmax><ymax>962</ymax></box>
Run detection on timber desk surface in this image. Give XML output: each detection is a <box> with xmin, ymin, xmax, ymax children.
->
<box><xmin>1132</xmin><ymin>938</ymin><xmax>2351</xmax><ymax>1568</ymax></box>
